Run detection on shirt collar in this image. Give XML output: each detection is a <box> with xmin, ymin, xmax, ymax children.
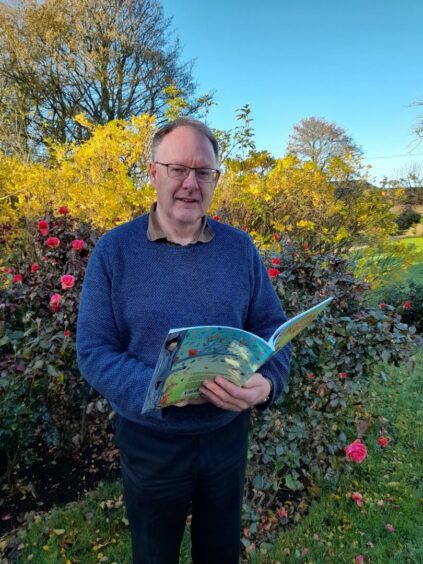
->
<box><xmin>147</xmin><ymin>202</ymin><xmax>214</xmax><ymax>245</ymax></box>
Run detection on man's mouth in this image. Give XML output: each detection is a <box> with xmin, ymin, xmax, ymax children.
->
<box><xmin>178</xmin><ymin>198</ymin><xmax>198</xmax><ymax>203</ymax></box>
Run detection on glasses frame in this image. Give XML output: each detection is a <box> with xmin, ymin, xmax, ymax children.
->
<box><xmin>154</xmin><ymin>162</ymin><xmax>220</xmax><ymax>184</ymax></box>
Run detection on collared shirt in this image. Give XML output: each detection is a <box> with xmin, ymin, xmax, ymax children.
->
<box><xmin>147</xmin><ymin>202</ymin><xmax>214</xmax><ymax>245</ymax></box>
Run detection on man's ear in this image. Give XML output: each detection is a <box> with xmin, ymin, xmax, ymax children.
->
<box><xmin>148</xmin><ymin>162</ymin><xmax>157</xmax><ymax>186</ymax></box>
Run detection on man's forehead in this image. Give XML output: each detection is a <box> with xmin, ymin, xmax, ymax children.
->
<box><xmin>155</xmin><ymin>126</ymin><xmax>216</xmax><ymax>160</ymax></box>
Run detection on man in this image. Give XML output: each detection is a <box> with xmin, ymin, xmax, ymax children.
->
<box><xmin>77</xmin><ymin>117</ymin><xmax>291</xmax><ymax>564</ymax></box>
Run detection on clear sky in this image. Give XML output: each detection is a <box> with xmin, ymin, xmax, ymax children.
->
<box><xmin>161</xmin><ymin>0</ymin><xmax>423</xmax><ymax>184</ymax></box>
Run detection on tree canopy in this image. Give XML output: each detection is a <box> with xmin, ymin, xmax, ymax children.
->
<box><xmin>0</xmin><ymin>0</ymin><xmax>198</xmax><ymax>150</ymax></box>
<box><xmin>286</xmin><ymin>116</ymin><xmax>362</xmax><ymax>172</ymax></box>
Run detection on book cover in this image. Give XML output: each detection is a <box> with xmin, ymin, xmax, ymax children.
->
<box><xmin>142</xmin><ymin>297</ymin><xmax>333</xmax><ymax>412</ymax></box>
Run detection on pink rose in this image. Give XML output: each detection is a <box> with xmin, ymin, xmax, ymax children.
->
<box><xmin>31</xmin><ymin>263</ymin><xmax>40</xmax><ymax>272</ymax></box>
<box><xmin>38</xmin><ymin>220</ymin><xmax>49</xmax><ymax>236</ymax></box>
<box><xmin>49</xmin><ymin>293</ymin><xmax>62</xmax><ymax>312</ymax></box>
<box><xmin>13</xmin><ymin>274</ymin><xmax>23</xmax><ymax>283</ymax></box>
<box><xmin>340</xmin><ymin>372</ymin><xmax>347</xmax><ymax>379</ymax></box>
<box><xmin>46</xmin><ymin>237</ymin><xmax>60</xmax><ymax>248</ymax></box>
<box><xmin>356</xmin><ymin>556</ymin><xmax>364</xmax><ymax>564</ymax></box>
<box><xmin>276</xmin><ymin>507</ymin><xmax>288</xmax><ymax>519</ymax></box>
<box><xmin>61</xmin><ymin>274</ymin><xmax>75</xmax><ymax>289</ymax></box>
<box><xmin>351</xmin><ymin>491</ymin><xmax>364</xmax><ymax>508</ymax></box>
<box><xmin>345</xmin><ymin>439</ymin><xmax>367</xmax><ymax>463</ymax></box>
<box><xmin>71</xmin><ymin>239</ymin><xmax>85</xmax><ymax>251</ymax></box>
<box><xmin>58</xmin><ymin>206</ymin><xmax>69</xmax><ymax>215</ymax></box>
<box><xmin>377</xmin><ymin>436</ymin><xmax>389</xmax><ymax>447</ymax></box>
<box><xmin>64</xmin><ymin>330</ymin><xmax>70</xmax><ymax>337</ymax></box>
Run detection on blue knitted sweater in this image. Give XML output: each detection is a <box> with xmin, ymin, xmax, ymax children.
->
<box><xmin>76</xmin><ymin>215</ymin><xmax>292</xmax><ymax>434</ymax></box>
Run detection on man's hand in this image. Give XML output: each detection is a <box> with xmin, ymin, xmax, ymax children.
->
<box><xmin>199</xmin><ymin>373</ymin><xmax>271</xmax><ymax>412</ymax></box>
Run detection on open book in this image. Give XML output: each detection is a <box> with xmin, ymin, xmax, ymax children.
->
<box><xmin>142</xmin><ymin>297</ymin><xmax>333</xmax><ymax>412</ymax></box>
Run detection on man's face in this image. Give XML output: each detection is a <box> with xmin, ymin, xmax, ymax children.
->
<box><xmin>149</xmin><ymin>126</ymin><xmax>219</xmax><ymax>228</ymax></box>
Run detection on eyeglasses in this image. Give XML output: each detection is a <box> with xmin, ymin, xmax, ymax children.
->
<box><xmin>154</xmin><ymin>162</ymin><xmax>220</xmax><ymax>183</ymax></box>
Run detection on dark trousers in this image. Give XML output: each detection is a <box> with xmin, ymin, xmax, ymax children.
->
<box><xmin>115</xmin><ymin>411</ymin><xmax>250</xmax><ymax>564</ymax></box>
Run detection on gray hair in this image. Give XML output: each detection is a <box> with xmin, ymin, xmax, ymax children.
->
<box><xmin>151</xmin><ymin>117</ymin><xmax>219</xmax><ymax>161</ymax></box>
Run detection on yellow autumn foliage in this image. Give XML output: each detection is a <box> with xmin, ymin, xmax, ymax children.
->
<box><xmin>1</xmin><ymin>114</ymin><xmax>156</xmax><ymax>231</ymax></box>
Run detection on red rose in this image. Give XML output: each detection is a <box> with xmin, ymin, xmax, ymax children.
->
<box><xmin>46</xmin><ymin>237</ymin><xmax>60</xmax><ymax>248</ymax></box>
<box><xmin>241</xmin><ymin>226</ymin><xmax>248</xmax><ymax>232</ymax></box>
<box><xmin>345</xmin><ymin>439</ymin><xmax>367</xmax><ymax>463</ymax></box>
<box><xmin>13</xmin><ymin>274</ymin><xmax>23</xmax><ymax>283</ymax></box>
<box><xmin>188</xmin><ymin>349</ymin><xmax>199</xmax><ymax>357</ymax></box>
<box><xmin>377</xmin><ymin>436</ymin><xmax>389</xmax><ymax>447</ymax></box>
<box><xmin>61</xmin><ymin>274</ymin><xmax>75</xmax><ymax>289</ymax></box>
<box><xmin>404</xmin><ymin>300</ymin><xmax>411</xmax><ymax>309</ymax></box>
<box><xmin>64</xmin><ymin>330</ymin><xmax>71</xmax><ymax>337</ymax></box>
<box><xmin>272</xmin><ymin>258</ymin><xmax>280</xmax><ymax>265</ymax></box>
<box><xmin>38</xmin><ymin>220</ymin><xmax>49</xmax><ymax>236</ymax></box>
<box><xmin>71</xmin><ymin>239</ymin><xmax>85</xmax><ymax>251</ymax></box>
<box><xmin>340</xmin><ymin>372</ymin><xmax>347</xmax><ymax>379</ymax></box>
<box><xmin>49</xmin><ymin>293</ymin><xmax>62</xmax><ymax>312</ymax></box>
<box><xmin>306</xmin><ymin>372</ymin><xmax>314</xmax><ymax>379</ymax></box>
<box><xmin>31</xmin><ymin>263</ymin><xmax>40</xmax><ymax>272</ymax></box>
<box><xmin>379</xmin><ymin>303</ymin><xmax>386</xmax><ymax>309</ymax></box>
<box><xmin>58</xmin><ymin>206</ymin><xmax>69</xmax><ymax>215</ymax></box>
<box><xmin>268</xmin><ymin>268</ymin><xmax>279</xmax><ymax>278</ymax></box>
<box><xmin>274</xmin><ymin>233</ymin><xmax>281</xmax><ymax>241</ymax></box>
<box><xmin>276</xmin><ymin>507</ymin><xmax>288</xmax><ymax>519</ymax></box>
<box><xmin>213</xmin><ymin>215</ymin><xmax>220</xmax><ymax>221</ymax></box>
<box><xmin>351</xmin><ymin>491</ymin><xmax>364</xmax><ymax>508</ymax></box>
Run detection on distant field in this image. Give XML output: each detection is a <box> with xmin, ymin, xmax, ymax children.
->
<box><xmin>394</xmin><ymin>237</ymin><xmax>423</xmax><ymax>283</ymax></box>
<box><xmin>398</xmin><ymin>236</ymin><xmax>423</xmax><ymax>251</ymax></box>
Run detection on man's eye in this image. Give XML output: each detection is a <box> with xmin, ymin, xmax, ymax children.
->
<box><xmin>170</xmin><ymin>166</ymin><xmax>187</xmax><ymax>174</ymax></box>
<box><xmin>197</xmin><ymin>169</ymin><xmax>211</xmax><ymax>179</ymax></box>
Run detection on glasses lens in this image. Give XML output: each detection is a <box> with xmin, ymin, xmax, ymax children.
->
<box><xmin>168</xmin><ymin>165</ymin><xmax>189</xmax><ymax>179</ymax></box>
<box><xmin>195</xmin><ymin>169</ymin><xmax>214</xmax><ymax>182</ymax></box>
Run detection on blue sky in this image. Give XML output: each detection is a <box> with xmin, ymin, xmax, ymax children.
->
<box><xmin>161</xmin><ymin>0</ymin><xmax>423</xmax><ymax>184</ymax></box>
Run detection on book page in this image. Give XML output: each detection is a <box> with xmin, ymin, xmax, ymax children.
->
<box><xmin>270</xmin><ymin>297</ymin><xmax>333</xmax><ymax>351</ymax></box>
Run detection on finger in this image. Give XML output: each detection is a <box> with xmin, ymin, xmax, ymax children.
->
<box><xmin>174</xmin><ymin>400</ymin><xmax>189</xmax><ymax>407</ymax></box>
<box><xmin>200</xmin><ymin>382</ymin><xmax>249</xmax><ymax>411</ymax></box>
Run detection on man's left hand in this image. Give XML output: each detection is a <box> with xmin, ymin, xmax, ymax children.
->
<box><xmin>199</xmin><ymin>373</ymin><xmax>271</xmax><ymax>412</ymax></box>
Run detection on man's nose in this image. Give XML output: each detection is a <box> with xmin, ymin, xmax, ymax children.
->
<box><xmin>182</xmin><ymin>168</ymin><xmax>199</xmax><ymax>189</ymax></box>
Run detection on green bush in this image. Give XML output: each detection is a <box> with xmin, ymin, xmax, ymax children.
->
<box><xmin>0</xmin><ymin>207</ymin><xmax>103</xmax><ymax>484</ymax></box>
<box><xmin>396</xmin><ymin>210</ymin><xmax>422</xmax><ymax>231</ymax></box>
<box><xmin>242</xmin><ymin>237</ymin><xmax>416</xmax><ymax>550</ymax></box>
<box><xmin>0</xmin><ymin>219</ymin><xmax>417</xmax><ymax>551</ymax></box>
<box><xmin>366</xmin><ymin>282</ymin><xmax>423</xmax><ymax>334</ymax></box>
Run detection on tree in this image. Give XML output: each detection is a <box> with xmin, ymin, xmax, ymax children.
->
<box><xmin>0</xmin><ymin>0</ymin><xmax>200</xmax><ymax>148</ymax></box>
<box><xmin>286</xmin><ymin>116</ymin><xmax>362</xmax><ymax>172</ymax></box>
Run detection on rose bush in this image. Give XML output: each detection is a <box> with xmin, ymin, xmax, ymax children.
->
<box><xmin>242</xmin><ymin>236</ymin><xmax>416</xmax><ymax>549</ymax></box>
<box><xmin>0</xmin><ymin>206</ymin><xmax>103</xmax><ymax>485</ymax></box>
<box><xmin>0</xmin><ymin>218</ymin><xmax>417</xmax><ymax>550</ymax></box>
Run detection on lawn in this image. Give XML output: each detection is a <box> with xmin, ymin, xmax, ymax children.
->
<box><xmin>3</xmin><ymin>350</ymin><xmax>422</xmax><ymax>564</ymax></box>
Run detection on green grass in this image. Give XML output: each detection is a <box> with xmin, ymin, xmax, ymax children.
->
<box><xmin>249</xmin><ymin>350</ymin><xmax>423</xmax><ymax>564</ymax></box>
<box><xmin>395</xmin><ymin>237</ymin><xmax>423</xmax><ymax>283</ymax></box>
<box><xmin>6</xmin><ymin>351</ymin><xmax>423</xmax><ymax>564</ymax></box>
